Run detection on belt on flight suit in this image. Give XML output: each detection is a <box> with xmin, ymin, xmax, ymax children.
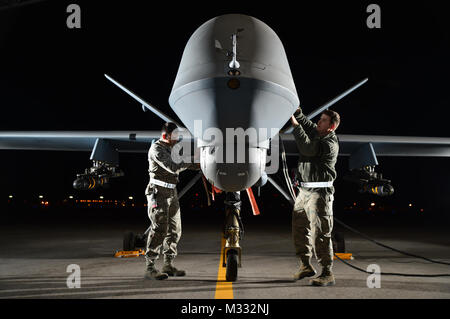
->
<box><xmin>150</xmin><ymin>178</ymin><xmax>177</xmax><ymax>189</ymax></box>
<box><xmin>300</xmin><ymin>181</ymin><xmax>333</xmax><ymax>188</ymax></box>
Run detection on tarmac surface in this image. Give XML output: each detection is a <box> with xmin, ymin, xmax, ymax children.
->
<box><xmin>0</xmin><ymin>212</ymin><xmax>450</xmax><ymax>299</ymax></box>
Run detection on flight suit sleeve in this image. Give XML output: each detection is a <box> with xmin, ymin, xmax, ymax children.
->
<box><xmin>292</xmin><ymin>123</ymin><xmax>321</xmax><ymax>157</ymax></box>
<box><xmin>151</xmin><ymin>144</ymin><xmax>194</xmax><ymax>174</ymax></box>
<box><xmin>319</xmin><ymin>138</ymin><xmax>339</xmax><ymax>162</ymax></box>
<box><xmin>295</xmin><ymin>112</ymin><xmax>317</xmax><ymax>136</ymax></box>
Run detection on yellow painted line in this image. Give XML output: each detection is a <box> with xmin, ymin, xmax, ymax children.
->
<box><xmin>214</xmin><ymin>237</ymin><xmax>234</xmax><ymax>299</ymax></box>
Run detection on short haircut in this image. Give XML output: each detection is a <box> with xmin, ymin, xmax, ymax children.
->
<box><xmin>161</xmin><ymin>122</ymin><xmax>178</xmax><ymax>135</ymax></box>
<box><xmin>322</xmin><ymin>109</ymin><xmax>340</xmax><ymax>130</ymax></box>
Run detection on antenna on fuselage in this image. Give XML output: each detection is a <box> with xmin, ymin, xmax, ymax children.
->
<box><xmin>229</xmin><ymin>33</ymin><xmax>240</xmax><ymax>69</ymax></box>
<box><xmin>228</xmin><ymin>29</ymin><xmax>244</xmax><ymax>70</ymax></box>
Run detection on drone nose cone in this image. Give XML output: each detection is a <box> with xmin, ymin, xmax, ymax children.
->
<box><xmin>169</xmin><ymin>14</ymin><xmax>299</xmax><ymax>140</ymax></box>
<box><xmin>200</xmin><ymin>146</ymin><xmax>266</xmax><ymax>192</ymax></box>
<box><xmin>213</xmin><ymin>164</ymin><xmax>257</xmax><ymax>192</ymax></box>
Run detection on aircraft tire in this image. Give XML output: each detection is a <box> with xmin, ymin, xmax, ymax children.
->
<box><xmin>123</xmin><ymin>231</ymin><xmax>136</xmax><ymax>251</ymax></box>
<box><xmin>134</xmin><ymin>233</ymin><xmax>147</xmax><ymax>248</ymax></box>
<box><xmin>333</xmin><ymin>232</ymin><xmax>346</xmax><ymax>253</ymax></box>
<box><xmin>226</xmin><ymin>250</ymin><xmax>238</xmax><ymax>282</ymax></box>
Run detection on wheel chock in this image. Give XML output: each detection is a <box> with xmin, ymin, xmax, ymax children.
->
<box><xmin>114</xmin><ymin>249</ymin><xmax>145</xmax><ymax>258</ymax></box>
<box><xmin>333</xmin><ymin>253</ymin><xmax>353</xmax><ymax>260</ymax></box>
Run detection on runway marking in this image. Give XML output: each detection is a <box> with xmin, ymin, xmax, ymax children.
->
<box><xmin>214</xmin><ymin>237</ymin><xmax>234</xmax><ymax>299</ymax></box>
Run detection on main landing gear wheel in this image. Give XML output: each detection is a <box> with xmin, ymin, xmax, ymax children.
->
<box><xmin>226</xmin><ymin>250</ymin><xmax>239</xmax><ymax>282</ymax></box>
<box><xmin>123</xmin><ymin>231</ymin><xmax>136</xmax><ymax>251</ymax></box>
<box><xmin>333</xmin><ymin>231</ymin><xmax>346</xmax><ymax>253</ymax></box>
<box><xmin>123</xmin><ymin>232</ymin><xmax>147</xmax><ymax>251</ymax></box>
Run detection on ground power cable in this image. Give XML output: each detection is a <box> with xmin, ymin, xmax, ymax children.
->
<box><xmin>333</xmin><ymin>218</ymin><xmax>450</xmax><ymax>266</ymax></box>
<box><xmin>278</xmin><ymin>137</ymin><xmax>450</xmax><ymax>277</ymax></box>
<box><xmin>333</xmin><ymin>251</ymin><xmax>450</xmax><ymax>277</ymax></box>
<box><xmin>279</xmin><ymin>135</ymin><xmax>297</xmax><ymax>200</ymax></box>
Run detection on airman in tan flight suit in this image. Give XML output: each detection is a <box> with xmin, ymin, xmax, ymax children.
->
<box><xmin>144</xmin><ymin>122</ymin><xmax>199</xmax><ymax>280</ymax></box>
<box><xmin>290</xmin><ymin>107</ymin><xmax>340</xmax><ymax>286</ymax></box>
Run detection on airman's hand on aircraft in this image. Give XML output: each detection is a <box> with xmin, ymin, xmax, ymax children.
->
<box><xmin>290</xmin><ymin>106</ymin><xmax>302</xmax><ymax>126</ymax></box>
<box><xmin>294</xmin><ymin>106</ymin><xmax>302</xmax><ymax>116</ymax></box>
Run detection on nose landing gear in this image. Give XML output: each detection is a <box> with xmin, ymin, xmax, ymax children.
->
<box><xmin>221</xmin><ymin>191</ymin><xmax>244</xmax><ymax>282</ymax></box>
<box><xmin>223</xmin><ymin>227</ymin><xmax>242</xmax><ymax>282</ymax></box>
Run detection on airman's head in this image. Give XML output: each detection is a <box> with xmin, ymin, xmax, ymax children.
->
<box><xmin>316</xmin><ymin>109</ymin><xmax>340</xmax><ymax>136</ymax></box>
<box><xmin>161</xmin><ymin>122</ymin><xmax>179</xmax><ymax>146</ymax></box>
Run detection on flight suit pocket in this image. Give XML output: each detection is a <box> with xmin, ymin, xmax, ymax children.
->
<box><xmin>315</xmin><ymin>193</ymin><xmax>333</xmax><ymax>216</ymax></box>
<box><xmin>144</xmin><ymin>183</ymin><xmax>153</xmax><ymax>196</ymax></box>
<box><xmin>147</xmin><ymin>186</ymin><xmax>159</xmax><ymax>209</ymax></box>
<box><xmin>322</xmin><ymin>194</ymin><xmax>334</xmax><ymax>216</ymax></box>
<box><xmin>149</xmin><ymin>193</ymin><xmax>158</xmax><ymax>209</ymax></box>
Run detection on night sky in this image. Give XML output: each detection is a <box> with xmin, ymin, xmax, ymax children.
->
<box><xmin>0</xmin><ymin>1</ymin><xmax>449</xmax><ymax>220</ymax></box>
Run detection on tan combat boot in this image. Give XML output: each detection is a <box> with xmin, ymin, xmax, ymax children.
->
<box><xmin>144</xmin><ymin>259</ymin><xmax>169</xmax><ymax>280</ymax></box>
<box><xmin>310</xmin><ymin>267</ymin><xmax>335</xmax><ymax>286</ymax></box>
<box><xmin>162</xmin><ymin>256</ymin><xmax>186</xmax><ymax>277</ymax></box>
<box><xmin>293</xmin><ymin>259</ymin><xmax>317</xmax><ymax>281</ymax></box>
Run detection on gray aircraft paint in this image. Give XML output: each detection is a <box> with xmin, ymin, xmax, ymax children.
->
<box><xmin>2</xmin><ymin>14</ymin><xmax>449</xmax><ymax>193</ymax></box>
<box><xmin>169</xmin><ymin>14</ymin><xmax>299</xmax><ymax>191</ymax></box>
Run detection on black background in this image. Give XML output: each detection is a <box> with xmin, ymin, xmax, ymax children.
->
<box><xmin>0</xmin><ymin>0</ymin><xmax>449</xmax><ymax>224</ymax></box>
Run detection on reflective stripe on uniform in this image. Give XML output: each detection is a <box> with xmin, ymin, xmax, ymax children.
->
<box><xmin>300</xmin><ymin>181</ymin><xmax>333</xmax><ymax>188</ymax></box>
<box><xmin>150</xmin><ymin>178</ymin><xmax>176</xmax><ymax>189</ymax></box>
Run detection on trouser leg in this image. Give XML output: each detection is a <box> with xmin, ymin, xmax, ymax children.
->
<box><xmin>310</xmin><ymin>200</ymin><xmax>336</xmax><ymax>286</ymax></box>
<box><xmin>315</xmin><ymin>215</ymin><xmax>334</xmax><ymax>269</ymax></box>
<box><xmin>292</xmin><ymin>190</ymin><xmax>314</xmax><ymax>265</ymax></box>
<box><xmin>145</xmin><ymin>193</ymin><xmax>168</xmax><ymax>263</ymax></box>
<box><xmin>163</xmin><ymin>190</ymin><xmax>181</xmax><ymax>261</ymax></box>
<box><xmin>314</xmin><ymin>195</ymin><xmax>334</xmax><ymax>270</ymax></box>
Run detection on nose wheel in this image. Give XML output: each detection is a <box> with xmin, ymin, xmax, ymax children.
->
<box><xmin>225</xmin><ymin>249</ymin><xmax>239</xmax><ymax>282</ymax></box>
<box><xmin>221</xmin><ymin>191</ymin><xmax>243</xmax><ymax>282</ymax></box>
<box><xmin>222</xmin><ymin>227</ymin><xmax>242</xmax><ymax>282</ymax></box>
